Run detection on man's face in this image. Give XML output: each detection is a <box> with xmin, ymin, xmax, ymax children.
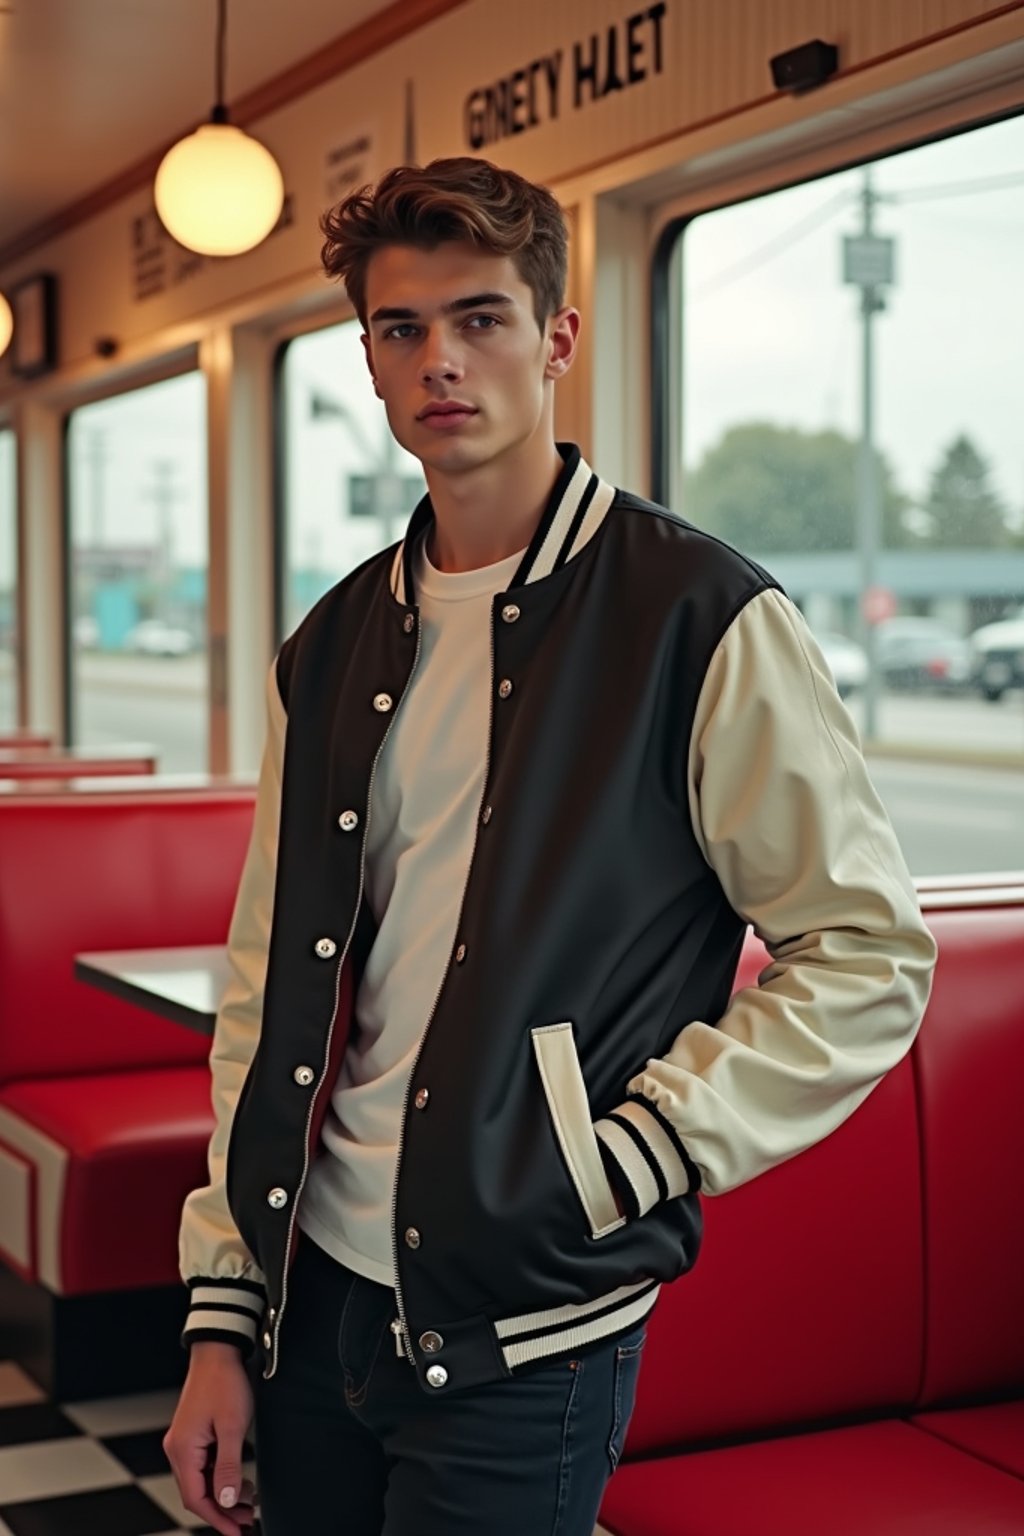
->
<box><xmin>362</xmin><ymin>242</ymin><xmax>577</xmax><ymax>477</ymax></box>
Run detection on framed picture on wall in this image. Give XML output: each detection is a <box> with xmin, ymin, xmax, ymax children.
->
<box><xmin>10</xmin><ymin>272</ymin><xmax>58</xmax><ymax>379</ymax></box>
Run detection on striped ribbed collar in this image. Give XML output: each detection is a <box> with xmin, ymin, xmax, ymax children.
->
<box><xmin>389</xmin><ymin>443</ymin><xmax>616</xmax><ymax>605</ymax></box>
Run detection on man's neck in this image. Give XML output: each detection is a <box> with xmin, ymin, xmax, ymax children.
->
<box><xmin>424</xmin><ymin>438</ymin><xmax>565</xmax><ymax>574</ymax></box>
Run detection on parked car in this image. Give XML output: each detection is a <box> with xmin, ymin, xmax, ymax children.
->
<box><xmin>968</xmin><ymin>606</ymin><xmax>1024</xmax><ymax>701</ymax></box>
<box><xmin>817</xmin><ymin>631</ymin><xmax>868</xmax><ymax>699</ymax></box>
<box><xmin>124</xmin><ymin>619</ymin><xmax>194</xmax><ymax>657</ymax></box>
<box><xmin>873</xmin><ymin>617</ymin><xmax>970</xmax><ymax>692</ymax></box>
<box><xmin>72</xmin><ymin>615</ymin><xmax>100</xmax><ymax>649</ymax></box>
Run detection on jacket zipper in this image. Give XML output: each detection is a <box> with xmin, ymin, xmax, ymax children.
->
<box><xmin>389</xmin><ymin>608</ymin><xmax>498</xmax><ymax>1365</ymax></box>
<box><xmin>267</xmin><ymin>617</ymin><xmax>423</xmax><ymax>1378</ymax></box>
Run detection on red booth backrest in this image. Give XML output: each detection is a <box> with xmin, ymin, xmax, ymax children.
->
<box><xmin>0</xmin><ymin>789</ymin><xmax>255</xmax><ymax>1084</ymax></box>
<box><xmin>913</xmin><ymin>902</ymin><xmax>1024</xmax><ymax>1405</ymax></box>
<box><xmin>626</xmin><ymin>896</ymin><xmax>1024</xmax><ymax>1458</ymax></box>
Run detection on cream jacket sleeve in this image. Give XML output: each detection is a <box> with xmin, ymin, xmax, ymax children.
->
<box><xmin>178</xmin><ymin>663</ymin><xmax>285</xmax><ymax>1348</ymax></box>
<box><xmin>594</xmin><ymin>587</ymin><xmax>937</xmax><ymax>1210</ymax></box>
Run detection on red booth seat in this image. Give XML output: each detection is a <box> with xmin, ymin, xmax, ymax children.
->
<box><xmin>0</xmin><ymin>1068</ymin><xmax>215</xmax><ymax>1294</ymax></box>
<box><xmin>599</xmin><ymin>895</ymin><xmax>1024</xmax><ymax>1536</ymax></box>
<box><xmin>0</xmin><ymin>787</ymin><xmax>254</xmax><ymax>1306</ymax></box>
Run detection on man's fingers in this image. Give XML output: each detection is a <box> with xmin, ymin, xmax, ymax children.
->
<box><xmin>163</xmin><ymin>1433</ymin><xmax>247</xmax><ymax>1536</ymax></box>
<box><xmin>162</xmin><ymin>1432</ymin><xmax>209</xmax><ymax>1515</ymax></box>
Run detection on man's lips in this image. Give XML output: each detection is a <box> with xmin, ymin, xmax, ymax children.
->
<box><xmin>417</xmin><ymin>402</ymin><xmax>477</xmax><ymax>420</ymax></box>
<box><xmin>417</xmin><ymin>402</ymin><xmax>479</xmax><ymax>431</ymax></box>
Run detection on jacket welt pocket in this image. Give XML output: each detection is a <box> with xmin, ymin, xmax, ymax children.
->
<box><xmin>531</xmin><ymin>1022</ymin><xmax>625</xmax><ymax>1241</ymax></box>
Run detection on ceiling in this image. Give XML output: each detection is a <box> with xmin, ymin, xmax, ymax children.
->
<box><xmin>0</xmin><ymin>0</ymin><xmax>399</xmax><ymax>253</ymax></box>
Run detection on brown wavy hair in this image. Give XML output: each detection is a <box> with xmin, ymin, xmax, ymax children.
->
<box><xmin>320</xmin><ymin>157</ymin><xmax>568</xmax><ymax>331</ymax></box>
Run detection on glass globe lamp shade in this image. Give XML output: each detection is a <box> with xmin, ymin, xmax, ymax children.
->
<box><xmin>0</xmin><ymin>292</ymin><xmax>12</xmax><ymax>359</ymax></box>
<box><xmin>154</xmin><ymin>122</ymin><xmax>284</xmax><ymax>257</ymax></box>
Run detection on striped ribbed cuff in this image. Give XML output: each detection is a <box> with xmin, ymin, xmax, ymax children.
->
<box><xmin>594</xmin><ymin>1096</ymin><xmax>700</xmax><ymax>1219</ymax></box>
<box><xmin>182</xmin><ymin>1277</ymin><xmax>266</xmax><ymax>1357</ymax></box>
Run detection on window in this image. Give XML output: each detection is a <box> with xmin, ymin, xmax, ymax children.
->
<box><xmin>0</xmin><ymin>429</ymin><xmax>15</xmax><ymax>730</ymax></box>
<box><xmin>663</xmin><ymin>114</ymin><xmax>1024</xmax><ymax>876</ymax></box>
<box><xmin>279</xmin><ymin>321</ymin><xmax>425</xmax><ymax>639</ymax></box>
<box><xmin>66</xmin><ymin>373</ymin><xmax>208</xmax><ymax>771</ymax></box>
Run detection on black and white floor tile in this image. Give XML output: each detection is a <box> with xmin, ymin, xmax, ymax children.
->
<box><xmin>0</xmin><ymin>1361</ymin><xmax>254</xmax><ymax>1536</ymax></box>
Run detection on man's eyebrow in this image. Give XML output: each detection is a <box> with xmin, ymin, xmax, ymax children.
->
<box><xmin>368</xmin><ymin>292</ymin><xmax>516</xmax><ymax>323</ymax></box>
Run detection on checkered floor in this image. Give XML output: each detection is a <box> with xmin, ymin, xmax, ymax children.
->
<box><xmin>0</xmin><ymin>1360</ymin><xmax>256</xmax><ymax>1535</ymax></box>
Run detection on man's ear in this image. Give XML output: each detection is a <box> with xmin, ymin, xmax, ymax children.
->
<box><xmin>544</xmin><ymin>307</ymin><xmax>581</xmax><ymax>380</ymax></box>
<box><xmin>360</xmin><ymin>332</ymin><xmax>382</xmax><ymax>398</ymax></box>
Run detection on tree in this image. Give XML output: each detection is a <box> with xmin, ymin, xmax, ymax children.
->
<box><xmin>684</xmin><ymin>423</ymin><xmax>913</xmax><ymax>553</ymax></box>
<box><xmin>922</xmin><ymin>434</ymin><xmax>1011</xmax><ymax>548</ymax></box>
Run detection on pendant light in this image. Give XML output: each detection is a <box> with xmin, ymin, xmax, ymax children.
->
<box><xmin>0</xmin><ymin>292</ymin><xmax>12</xmax><ymax>359</ymax></box>
<box><xmin>154</xmin><ymin>0</ymin><xmax>284</xmax><ymax>257</ymax></box>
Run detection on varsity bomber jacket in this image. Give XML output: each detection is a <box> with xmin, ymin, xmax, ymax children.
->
<box><xmin>179</xmin><ymin>444</ymin><xmax>936</xmax><ymax>1395</ymax></box>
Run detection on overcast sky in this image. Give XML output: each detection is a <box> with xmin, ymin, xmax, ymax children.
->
<box><xmin>682</xmin><ymin>112</ymin><xmax>1024</xmax><ymax>524</ymax></box>
<box><xmin>2</xmin><ymin>111</ymin><xmax>1020</xmax><ymax>594</ymax></box>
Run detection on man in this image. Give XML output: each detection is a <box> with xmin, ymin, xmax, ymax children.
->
<box><xmin>164</xmin><ymin>157</ymin><xmax>936</xmax><ymax>1535</ymax></box>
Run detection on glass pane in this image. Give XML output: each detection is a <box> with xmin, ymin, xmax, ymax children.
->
<box><xmin>280</xmin><ymin>321</ymin><xmax>425</xmax><ymax>639</ymax></box>
<box><xmin>674</xmin><ymin>115</ymin><xmax>1024</xmax><ymax>876</ymax></box>
<box><xmin>0</xmin><ymin>429</ymin><xmax>15</xmax><ymax>731</ymax></box>
<box><xmin>67</xmin><ymin>373</ymin><xmax>208</xmax><ymax>771</ymax></box>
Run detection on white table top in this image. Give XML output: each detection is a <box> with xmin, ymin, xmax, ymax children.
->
<box><xmin>74</xmin><ymin>945</ymin><xmax>231</xmax><ymax>1035</ymax></box>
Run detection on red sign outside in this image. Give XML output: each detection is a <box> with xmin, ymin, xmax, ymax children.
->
<box><xmin>861</xmin><ymin>585</ymin><xmax>897</xmax><ymax>626</ymax></box>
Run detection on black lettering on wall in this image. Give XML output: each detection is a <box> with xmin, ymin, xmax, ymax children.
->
<box><xmin>574</xmin><ymin>34</ymin><xmax>600</xmax><ymax>108</ymax></box>
<box><xmin>648</xmin><ymin>0</ymin><xmax>666</xmax><ymax>73</ymax></box>
<box><xmin>463</xmin><ymin>4</ymin><xmax>667</xmax><ymax>147</ymax></box>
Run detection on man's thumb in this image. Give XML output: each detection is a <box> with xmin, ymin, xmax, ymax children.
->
<box><xmin>213</xmin><ymin>1446</ymin><xmax>243</xmax><ymax>1509</ymax></box>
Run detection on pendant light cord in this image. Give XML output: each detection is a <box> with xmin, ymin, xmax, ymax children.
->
<box><xmin>212</xmin><ymin>0</ymin><xmax>228</xmax><ymax>122</ymax></box>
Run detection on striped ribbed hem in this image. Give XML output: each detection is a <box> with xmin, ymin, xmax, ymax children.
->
<box><xmin>594</xmin><ymin>1097</ymin><xmax>697</xmax><ymax>1219</ymax></box>
<box><xmin>182</xmin><ymin>1277</ymin><xmax>266</xmax><ymax>1356</ymax></box>
<box><xmin>494</xmin><ymin>1277</ymin><xmax>660</xmax><ymax>1370</ymax></box>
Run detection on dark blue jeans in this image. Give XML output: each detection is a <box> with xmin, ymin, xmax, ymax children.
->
<box><xmin>254</xmin><ymin>1236</ymin><xmax>646</xmax><ymax>1535</ymax></box>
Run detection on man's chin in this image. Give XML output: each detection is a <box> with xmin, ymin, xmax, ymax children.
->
<box><xmin>417</xmin><ymin>434</ymin><xmax>495</xmax><ymax>475</ymax></box>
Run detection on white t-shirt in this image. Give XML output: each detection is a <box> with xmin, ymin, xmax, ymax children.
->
<box><xmin>297</xmin><ymin>537</ymin><xmax>525</xmax><ymax>1285</ymax></box>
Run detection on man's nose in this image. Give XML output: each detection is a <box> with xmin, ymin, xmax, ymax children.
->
<box><xmin>420</xmin><ymin>331</ymin><xmax>463</xmax><ymax>385</ymax></box>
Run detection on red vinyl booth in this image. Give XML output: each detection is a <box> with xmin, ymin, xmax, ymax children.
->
<box><xmin>599</xmin><ymin>894</ymin><xmax>1024</xmax><ymax>1536</ymax></box>
<box><xmin>0</xmin><ymin>784</ymin><xmax>255</xmax><ymax>1395</ymax></box>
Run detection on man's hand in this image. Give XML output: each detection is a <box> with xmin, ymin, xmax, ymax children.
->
<box><xmin>163</xmin><ymin>1341</ymin><xmax>257</xmax><ymax>1535</ymax></box>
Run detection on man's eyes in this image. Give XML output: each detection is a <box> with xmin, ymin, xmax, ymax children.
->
<box><xmin>382</xmin><ymin>315</ymin><xmax>502</xmax><ymax>340</ymax></box>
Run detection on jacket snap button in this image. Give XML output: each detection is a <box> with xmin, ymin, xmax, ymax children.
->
<box><xmin>404</xmin><ymin>1227</ymin><xmax>421</xmax><ymax>1249</ymax></box>
<box><xmin>267</xmin><ymin>1187</ymin><xmax>288</xmax><ymax>1210</ymax></box>
<box><xmin>314</xmin><ymin>937</ymin><xmax>337</xmax><ymax>959</ymax></box>
<box><xmin>262</xmin><ymin>1330</ymin><xmax>272</xmax><ymax>1349</ymax></box>
<box><xmin>426</xmin><ymin>1364</ymin><xmax>448</xmax><ymax>1388</ymax></box>
<box><xmin>268</xmin><ymin>1308</ymin><xmax>276</xmax><ymax>1323</ymax></box>
<box><xmin>338</xmin><ymin>810</ymin><xmax>359</xmax><ymax>832</ymax></box>
<box><xmin>454</xmin><ymin>943</ymin><xmax>467</xmax><ymax>964</ymax></box>
<box><xmin>481</xmin><ymin>805</ymin><xmax>492</xmax><ymax>825</ymax></box>
<box><xmin>403</xmin><ymin>613</ymin><xmax>415</xmax><ymax>634</ymax></box>
<box><xmin>419</xmin><ymin>1330</ymin><xmax>444</xmax><ymax>1353</ymax></box>
<box><xmin>501</xmin><ymin>604</ymin><xmax>520</xmax><ymax>624</ymax></box>
<box><xmin>414</xmin><ymin>1088</ymin><xmax>430</xmax><ymax>1110</ymax></box>
<box><xmin>293</xmin><ymin>1065</ymin><xmax>315</xmax><ymax>1086</ymax></box>
<box><xmin>498</xmin><ymin>678</ymin><xmax>513</xmax><ymax>699</ymax></box>
<box><xmin>373</xmin><ymin>692</ymin><xmax>394</xmax><ymax>713</ymax></box>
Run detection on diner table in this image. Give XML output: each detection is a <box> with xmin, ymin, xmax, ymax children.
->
<box><xmin>0</xmin><ymin>743</ymin><xmax>158</xmax><ymax>779</ymax></box>
<box><xmin>73</xmin><ymin>944</ymin><xmax>230</xmax><ymax>1034</ymax></box>
<box><xmin>0</xmin><ymin>729</ymin><xmax>53</xmax><ymax>750</ymax></box>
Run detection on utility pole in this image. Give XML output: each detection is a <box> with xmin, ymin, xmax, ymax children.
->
<box><xmin>85</xmin><ymin>430</ymin><xmax>107</xmax><ymax>549</ymax></box>
<box><xmin>842</xmin><ymin>169</ymin><xmax>895</xmax><ymax>741</ymax></box>
<box><xmin>143</xmin><ymin>460</ymin><xmax>179</xmax><ymax>621</ymax></box>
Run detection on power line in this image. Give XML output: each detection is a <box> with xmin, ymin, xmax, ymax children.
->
<box><xmin>688</xmin><ymin>190</ymin><xmax>850</xmax><ymax>299</ymax></box>
<box><xmin>687</xmin><ymin>168</ymin><xmax>1024</xmax><ymax>301</ymax></box>
<box><xmin>886</xmin><ymin>169</ymin><xmax>1024</xmax><ymax>203</ymax></box>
